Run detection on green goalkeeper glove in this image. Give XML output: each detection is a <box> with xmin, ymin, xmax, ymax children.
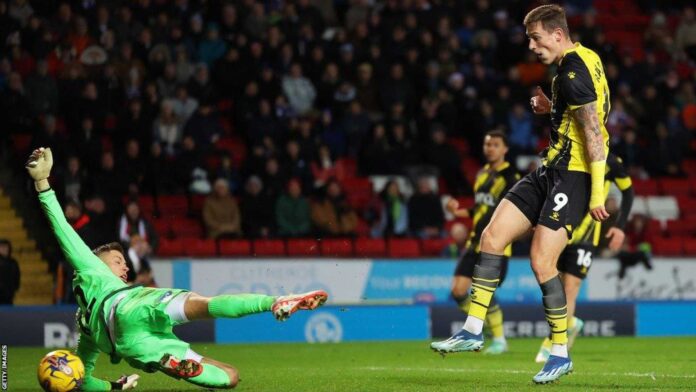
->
<box><xmin>25</xmin><ymin>147</ymin><xmax>53</xmax><ymax>192</ymax></box>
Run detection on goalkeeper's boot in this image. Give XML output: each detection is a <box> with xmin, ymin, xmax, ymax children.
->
<box><xmin>430</xmin><ymin>328</ymin><xmax>483</xmax><ymax>354</ymax></box>
<box><xmin>535</xmin><ymin>337</ymin><xmax>552</xmax><ymax>363</ymax></box>
<box><xmin>483</xmin><ymin>338</ymin><xmax>508</xmax><ymax>355</ymax></box>
<box><xmin>533</xmin><ymin>355</ymin><xmax>573</xmax><ymax>384</ymax></box>
<box><xmin>159</xmin><ymin>354</ymin><xmax>203</xmax><ymax>378</ymax></box>
<box><xmin>567</xmin><ymin>317</ymin><xmax>584</xmax><ymax>350</ymax></box>
<box><xmin>272</xmin><ymin>290</ymin><xmax>328</xmax><ymax>321</ymax></box>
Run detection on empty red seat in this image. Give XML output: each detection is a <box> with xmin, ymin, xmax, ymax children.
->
<box><xmin>157</xmin><ymin>238</ymin><xmax>185</xmax><ymax>257</ymax></box>
<box><xmin>651</xmin><ymin>237</ymin><xmax>684</xmax><ymax>256</ymax></box>
<box><xmin>421</xmin><ymin>238</ymin><xmax>450</xmax><ymax>256</ymax></box>
<box><xmin>677</xmin><ymin>197</ymin><xmax>696</xmax><ymax>217</ymax></box>
<box><xmin>253</xmin><ymin>239</ymin><xmax>286</xmax><ymax>256</ymax></box>
<box><xmin>354</xmin><ymin>238</ymin><xmax>386</xmax><ymax>257</ymax></box>
<box><xmin>684</xmin><ymin>240</ymin><xmax>696</xmax><ymax>255</ymax></box>
<box><xmin>170</xmin><ymin>218</ymin><xmax>204</xmax><ymax>238</ymax></box>
<box><xmin>151</xmin><ymin>218</ymin><xmax>171</xmax><ymax>236</ymax></box>
<box><xmin>287</xmin><ymin>239</ymin><xmax>320</xmax><ymax>256</ymax></box>
<box><xmin>681</xmin><ymin>159</ymin><xmax>696</xmax><ymax>176</ymax></box>
<box><xmin>320</xmin><ymin>238</ymin><xmax>354</xmax><ymax>257</ymax></box>
<box><xmin>335</xmin><ymin>158</ymin><xmax>357</xmax><ymax>180</ymax></box>
<box><xmin>645</xmin><ymin>219</ymin><xmax>663</xmax><ymax>236</ymax></box>
<box><xmin>659</xmin><ymin>178</ymin><xmax>691</xmax><ymax>196</ymax></box>
<box><xmin>219</xmin><ymin>239</ymin><xmax>251</xmax><ymax>256</ymax></box>
<box><xmin>157</xmin><ymin>195</ymin><xmax>189</xmax><ymax>216</ymax></box>
<box><xmin>387</xmin><ymin>238</ymin><xmax>422</xmax><ymax>258</ymax></box>
<box><xmin>185</xmin><ymin>239</ymin><xmax>217</xmax><ymax>257</ymax></box>
<box><xmin>632</xmin><ymin>179</ymin><xmax>658</xmax><ymax>195</ymax></box>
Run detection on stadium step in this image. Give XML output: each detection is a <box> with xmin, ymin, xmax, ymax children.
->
<box><xmin>0</xmin><ymin>188</ymin><xmax>52</xmax><ymax>305</ymax></box>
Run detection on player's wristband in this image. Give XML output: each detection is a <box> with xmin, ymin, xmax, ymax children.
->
<box><xmin>589</xmin><ymin>160</ymin><xmax>606</xmax><ymax>209</ymax></box>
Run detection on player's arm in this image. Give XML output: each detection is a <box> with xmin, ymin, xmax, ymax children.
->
<box><xmin>77</xmin><ymin>332</ymin><xmax>140</xmax><ymax>390</ymax></box>
<box><xmin>605</xmin><ymin>156</ymin><xmax>634</xmax><ymax>251</ymax></box>
<box><xmin>445</xmin><ymin>198</ymin><xmax>470</xmax><ymax>218</ymax></box>
<box><xmin>26</xmin><ymin>148</ymin><xmax>111</xmax><ymax>273</ymax></box>
<box><xmin>573</xmin><ymin>102</ymin><xmax>609</xmax><ymax>221</ymax></box>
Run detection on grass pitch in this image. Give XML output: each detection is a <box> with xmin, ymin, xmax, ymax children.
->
<box><xmin>7</xmin><ymin>337</ymin><xmax>695</xmax><ymax>391</ymax></box>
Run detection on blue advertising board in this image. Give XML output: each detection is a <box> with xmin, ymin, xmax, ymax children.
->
<box><xmin>215</xmin><ymin>305</ymin><xmax>430</xmax><ymax>343</ymax></box>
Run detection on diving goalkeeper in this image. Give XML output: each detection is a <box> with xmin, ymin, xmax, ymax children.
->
<box><xmin>27</xmin><ymin>147</ymin><xmax>328</xmax><ymax>390</ymax></box>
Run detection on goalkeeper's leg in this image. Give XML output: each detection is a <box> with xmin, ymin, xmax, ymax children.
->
<box><xmin>177</xmin><ymin>291</ymin><xmax>328</xmax><ymax>322</ymax></box>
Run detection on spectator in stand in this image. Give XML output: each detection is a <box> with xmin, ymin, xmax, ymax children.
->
<box><xmin>125</xmin><ymin>234</ymin><xmax>155</xmax><ymax>286</ymax></box>
<box><xmin>441</xmin><ymin>222</ymin><xmax>469</xmax><ymax>258</ymax></box>
<box><xmin>507</xmin><ymin>102</ymin><xmax>536</xmax><ymax>155</ymax></box>
<box><xmin>275</xmin><ymin>178</ymin><xmax>312</xmax><ymax>237</ymax></box>
<box><xmin>24</xmin><ymin>59</ymin><xmax>58</xmax><ymax>116</ymax></box>
<box><xmin>311</xmin><ymin>178</ymin><xmax>358</xmax><ymax>237</ymax></box>
<box><xmin>360</xmin><ymin>123</ymin><xmax>392</xmax><ymax>175</ymax></box>
<box><xmin>311</xmin><ymin>144</ymin><xmax>340</xmax><ymax>190</ymax></box>
<box><xmin>116</xmin><ymin>98</ymin><xmax>154</xmax><ymax>151</ymax></box>
<box><xmin>240</xmin><ymin>175</ymin><xmax>275</xmax><ymax>238</ymax></box>
<box><xmin>342</xmin><ymin>100</ymin><xmax>372</xmax><ymax>158</ymax></box>
<box><xmin>0</xmin><ymin>239</ymin><xmax>20</xmax><ymax>305</ymax></box>
<box><xmin>408</xmin><ymin>177</ymin><xmax>445</xmax><ymax>239</ymax></box>
<box><xmin>373</xmin><ymin>179</ymin><xmax>409</xmax><ymax>238</ymax></box>
<box><xmin>423</xmin><ymin>124</ymin><xmax>470</xmax><ymax>196</ymax></box>
<box><xmin>118</xmin><ymin>200</ymin><xmax>158</xmax><ymax>252</ymax></box>
<box><xmin>168</xmin><ymin>84</ymin><xmax>199</xmax><ymax>124</ymax></box>
<box><xmin>152</xmin><ymin>100</ymin><xmax>183</xmax><ymax>157</ymax></box>
<box><xmin>55</xmin><ymin>155</ymin><xmax>86</xmax><ymax>204</ymax></box>
<box><xmin>216</xmin><ymin>153</ymin><xmax>241</xmax><ymax>196</ymax></box>
<box><xmin>184</xmin><ymin>100</ymin><xmax>222</xmax><ymax>153</ymax></box>
<box><xmin>648</xmin><ymin>123</ymin><xmax>684</xmax><ymax>177</ymax></box>
<box><xmin>120</xmin><ymin>138</ymin><xmax>146</xmax><ymax>194</ymax></box>
<box><xmin>284</xmin><ymin>139</ymin><xmax>314</xmax><ymax>194</ymax></box>
<box><xmin>203</xmin><ymin>178</ymin><xmax>242</xmax><ymax>239</ymax></box>
<box><xmin>65</xmin><ymin>199</ymin><xmax>102</xmax><ymax>248</ymax></box>
<box><xmin>282</xmin><ymin>62</ymin><xmax>316</xmax><ymax>115</ymax></box>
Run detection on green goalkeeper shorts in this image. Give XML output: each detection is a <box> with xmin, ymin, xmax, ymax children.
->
<box><xmin>111</xmin><ymin>287</ymin><xmax>192</xmax><ymax>371</ymax></box>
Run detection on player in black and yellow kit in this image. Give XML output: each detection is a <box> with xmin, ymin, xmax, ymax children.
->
<box><xmin>535</xmin><ymin>153</ymin><xmax>633</xmax><ymax>362</ymax></box>
<box><xmin>437</xmin><ymin>130</ymin><xmax>520</xmax><ymax>355</ymax></box>
<box><xmin>430</xmin><ymin>5</ymin><xmax>610</xmax><ymax>384</ymax></box>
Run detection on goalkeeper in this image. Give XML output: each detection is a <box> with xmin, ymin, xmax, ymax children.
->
<box><xmin>27</xmin><ymin>147</ymin><xmax>328</xmax><ymax>390</ymax></box>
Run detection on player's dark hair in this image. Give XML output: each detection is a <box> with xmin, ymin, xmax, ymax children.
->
<box><xmin>523</xmin><ymin>4</ymin><xmax>569</xmax><ymax>38</ymax></box>
<box><xmin>92</xmin><ymin>242</ymin><xmax>125</xmax><ymax>257</ymax></box>
<box><xmin>485</xmin><ymin>130</ymin><xmax>509</xmax><ymax>146</ymax></box>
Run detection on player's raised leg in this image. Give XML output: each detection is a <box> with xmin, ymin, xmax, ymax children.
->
<box><xmin>431</xmin><ymin>200</ymin><xmax>531</xmax><ymax>354</ymax></box>
<box><xmin>530</xmin><ymin>226</ymin><xmax>573</xmax><ymax>383</ymax></box>
<box><xmin>181</xmin><ymin>290</ymin><xmax>328</xmax><ymax>322</ymax></box>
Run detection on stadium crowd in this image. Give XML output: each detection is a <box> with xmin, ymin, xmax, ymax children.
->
<box><xmin>1</xmin><ymin>0</ymin><xmax>695</xmax><ymax>268</ymax></box>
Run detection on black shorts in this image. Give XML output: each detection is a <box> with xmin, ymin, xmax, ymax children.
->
<box><xmin>505</xmin><ymin>166</ymin><xmax>591</xmax><ymax>237</ymax></box>
<box><xmin>454</xmin><ymin>249</ymin><xmax>509</xmax><ymax>285</ymax></box>
<box><xmin>557</xmin><ymin>244</ymin><xmax>597</xmax><ymax>279</ymax></box>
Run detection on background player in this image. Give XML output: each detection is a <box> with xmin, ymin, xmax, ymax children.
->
<box><xmin>26</xmin><ymin>147</ymin><xmax>328</xmax><ymax>390</ymax></box>
<box><xmin>535</xmin><ymin>153</ymin><xmax>633</xmax><ymax>362</ymax></box>
<box><xmin>431</xmin><ymin>130</ymin><xmax>520</xmax><ymax>355</ymax></box>
<box><xmin>429</xmin><ymin>4</ymin><xmax>611</xmax><ymax>384</ymax></box>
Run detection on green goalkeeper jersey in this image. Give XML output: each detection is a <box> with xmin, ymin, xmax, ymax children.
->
<box><xmin>40</xmin><ymin>189</ymin><xmax>144</xmax><ymax>390</ymax></box>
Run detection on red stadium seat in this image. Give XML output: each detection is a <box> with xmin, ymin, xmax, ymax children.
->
<box><xmin>335</xmin><ymin>158</ymin><xmax>357</xmax><ymax>180</ymax></box>
<box><xmin>151</xmin><ymin>218</ymin><xmax>171</xmax><ymax>237</ymax></box>
<box><xmin>287</xmin><ymin>239</ymin><xmax>320</xmax><ymax>256</ymax></box>
<box><xmin>645</xmin><ymin>219</ymin><xmax>664</xmax><ymax>237</ymax></box>
<box><xmin>354</xmin><ymin>238</ymin><xmax>386</xmax><ymax>257</ymax></box>
<box><xmin>421</xmin><ymin>238</ymin><xmax>450</xmax><ymax>256</ymax></box>
<box><xmin>631</xmin><ymin>179</ymin><xmax>659</xmax><ymax>196</ymax></box>
<box><xmin>170</xmin><ymin>218</ymin><xmax>204</xmax><ymax>238</ymax></box>
<box><xmin>683</xmin><ymin>239</ymin><xmax>696</xmax><ymax>255</ymax></box>
<box><xmin>387</xmin><ymin>238</ymin><xmax>422</xmax><ymax>258</ymax></box>
<box><xmin>320</xmin><ymin>238</ymin><xmax>354</xmax><ymax>257</ymax></box>
<box><xmin>658</xmin><ymin>178</ymin><xmax>691</xmax><ymax>196</ymax></box>
<box><xmin>253</xmin><ymin>239</ymin><xmax>286</xmax><ymax>256</ymax></box>
<box><xmin>157</xmin><ymin>238</ymin><xmax>185</xmax><ymax>257</ymax></box>
<box><xmin>185</xmin><ymin>239</ymin><xmax>217</xmax><ymax>257</ymax></box>
<box><xmin>219</xmin><ymin>239</ymin><xmax>252</xmax><ymax>256</ymax></box>
<box><xmin>677</xmin><ymin>197</ymin><xmax>696</xmax><ymax>218</ymax></box>
<box><xmin>651</xmin><ymin>237</ymin><xmax>684</xmax><ymax>256</ymax></box>
<box><xmin>682</xmin><ymin>159</ymin><xmax>696</xmax><ymax>176</ymax></box>
<box><xmin>157</xmin><ymin>195</ymin><xmax>189</xmax><ymax>216</ymax></box>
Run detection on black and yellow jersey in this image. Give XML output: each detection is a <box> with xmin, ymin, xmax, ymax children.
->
<box><xmin>544</xmin><ymin>43</ymin><xmax>610</xmax><ymax>173</ymax></box>
<box><xmin>467</xmin><ymin>162</ymin><xmax>521</xmax><ymax>256</ymax></box>
<box><xmin>569</xmin><ymin>154</ymin><xmax>633</xmax><ymax>247</ymax></box>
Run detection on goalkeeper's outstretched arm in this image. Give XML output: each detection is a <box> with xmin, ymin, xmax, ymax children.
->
<box><xmin>26</xmin><ymin>148</ymin><xmax>110</xmax><ymax>273</ymax></box>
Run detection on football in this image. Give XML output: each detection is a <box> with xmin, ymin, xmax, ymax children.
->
<box><xmin>37</xmin><ymin>350</ymin><xmax>85</xmax><ymax>392</ymax></box>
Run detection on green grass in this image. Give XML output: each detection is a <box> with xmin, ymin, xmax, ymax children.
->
<box><xmin>8</xmin><ymin>337</ymin><xmax>696</xmax><ymax>391</ymax></box>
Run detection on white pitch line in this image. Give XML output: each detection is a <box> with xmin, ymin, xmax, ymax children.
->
<box><xmin>358</xmin><ymin>366</ymin><xmax>696</xmax><ymax>380</ymax></box>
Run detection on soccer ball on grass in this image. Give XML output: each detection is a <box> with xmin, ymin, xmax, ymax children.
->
<box><xmin>37</xmin><ymin>350</ymin><xmax>85</xmax><ymax>392</ymax></box>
